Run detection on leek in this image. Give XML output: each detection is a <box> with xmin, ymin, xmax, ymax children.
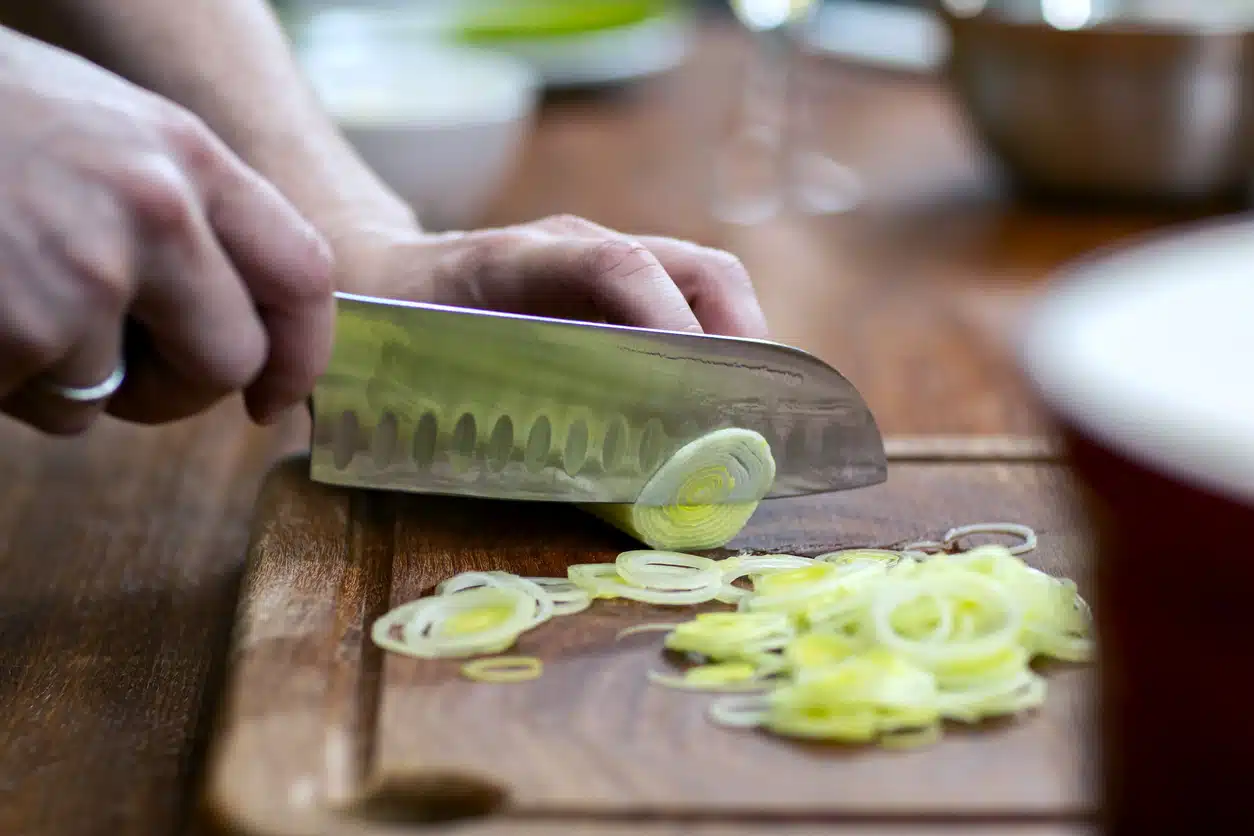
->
<box><xmin>581</xmin><ymin>427</ymin><xmax>777</xmax><ymax>551</ymax></box>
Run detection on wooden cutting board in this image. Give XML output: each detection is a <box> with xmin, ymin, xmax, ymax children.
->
<box><xmin>200</xmin><ymin>442</ymin><xmax>1096</xmax><ymax>836</ymax></box>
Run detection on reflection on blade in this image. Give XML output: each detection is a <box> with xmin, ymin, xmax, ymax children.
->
<box><xmin>310</xmin><ymin>293</ymin><xmax>886</xmax><ymax>504</ymax></box>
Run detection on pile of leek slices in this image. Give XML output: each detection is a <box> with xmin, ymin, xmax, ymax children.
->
<box><xmin>370</xmin><ymin>521</ymin><xmax>1093</xmax><ymax>749</ymax></box>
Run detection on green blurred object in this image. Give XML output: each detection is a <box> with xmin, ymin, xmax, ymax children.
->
<box><xmin>275</xmin><ymin>0</ymin><xmax>695</xmax><ymax>91</ymax></box>
<box><xmin>452</xmin><ymin>0</ymin><xmax>695</xmax><ymax>89</ymax></box>
<box><xmin>454</xmin><ymin>0</ymin><xmax>674</xmax><ymax>41</ymax></box>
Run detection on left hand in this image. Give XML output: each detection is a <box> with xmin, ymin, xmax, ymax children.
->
<box><xmin>333</xmin><ymin>214</ymin><xmax>770</xmax><ymax>339</ymax></box>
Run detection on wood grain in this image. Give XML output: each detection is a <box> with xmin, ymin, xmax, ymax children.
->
<box><xmin>203</xmin><ymin>456</ymin><xmax>1095</xmax><ymax>836</ymax></box>
<box><xmin>0</xmin><ymin>404</ymin><xmax>295</xmax><ymax>836</ymax></box>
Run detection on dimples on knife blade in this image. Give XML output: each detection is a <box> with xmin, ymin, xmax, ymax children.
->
<box><xmin>309</xmin><ymin>293</ymin><xmax>885</xmax><ymax>504</ymax></box>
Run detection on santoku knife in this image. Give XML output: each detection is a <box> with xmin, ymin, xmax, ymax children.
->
<box><xmin>308</xmin><ymin>292</ymin><xmax>886</xmax><ymax>505</ymax></box>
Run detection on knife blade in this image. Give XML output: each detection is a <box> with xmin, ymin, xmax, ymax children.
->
<box><xmin>309</xmin><ymin>292</ymin><xmax>886</xmax><ymax>505</ymax></box>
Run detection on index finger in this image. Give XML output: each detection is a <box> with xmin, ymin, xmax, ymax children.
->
<box><xmin>522</xmin><ymin>236</ymin><xmax>704</xmax><ymax>334</ymax></box>
<box><xmin>635</xmin><ymin>236</ymin><xmax>770</xmax><ymax>340</ymax></box>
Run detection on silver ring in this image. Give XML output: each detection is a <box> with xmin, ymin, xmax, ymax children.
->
<box><xmin>41</xmin><ymin>362</ymin><xmax>126</xmax><ymax>403</ymax></box>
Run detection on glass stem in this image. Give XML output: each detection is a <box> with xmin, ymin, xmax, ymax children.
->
<box><xmin>707</xmin><ymin>25</ymin><xmax>792</xmax><ymax>225</ymax></box>
<box><xmin>782</xmin><ymin>8</ymin><xmax>863</xmax><ymax>215</ymax></box>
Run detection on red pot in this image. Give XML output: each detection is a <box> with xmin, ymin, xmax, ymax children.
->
<box><xmin>1020</xmin><ymin>215</ymin><xmax>1254</xmax><ymax>835</ymax></box>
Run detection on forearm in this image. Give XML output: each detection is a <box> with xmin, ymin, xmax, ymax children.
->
<box><xmin>15</xmin><ymin>0</ymin><xmax>420</xmax><ymax>262</ymax></box>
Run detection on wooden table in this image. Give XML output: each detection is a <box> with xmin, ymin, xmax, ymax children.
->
<box><xmin>0</xmin><ymin>19</ymin><xmax>1212</xmax><ymax>836</ymax></box>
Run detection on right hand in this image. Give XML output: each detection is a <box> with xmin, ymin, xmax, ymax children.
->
<box><xmin>0</xmin><ymin>27</ymin><xmax>335</xmax><ymax>434</ymax></box>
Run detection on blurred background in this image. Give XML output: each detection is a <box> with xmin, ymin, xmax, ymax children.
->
<box><xmin>269</xmin><ymin>0</ymin><xmax>1254</xmax><ymax>436</ymax></box>
<box><xmin>273</xmin><ymin>0</ymin><xmax>954</xmax><ymax>231</ymax></box>
<box><xmin>273</xmin><ymin>0</ymin><xmax>1254</xmax><ymax>224</ymax></box>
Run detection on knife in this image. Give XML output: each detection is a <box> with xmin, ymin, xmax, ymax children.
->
<box><xmin>308</xmin><ymin>292</ymin><xmax>886</xmax><ymax>505</ymax></box>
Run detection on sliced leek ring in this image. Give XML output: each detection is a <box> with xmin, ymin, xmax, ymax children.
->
<box><xmin>581</xmin><ymin>428</ymin><xmax>777</xmax><ymax>551</ymax></box>
<box><xmin>370</xmin><ymin>586</ymin><xmax>536</xmax><ymax>659</ymax></box>
<box><xmin>436</xmin><ymin>571</ymin><xmax>556</xmax><ymax>627</ymax></box>
<box><xmin>460</xmin><ymin>656</ymin><xmax>543</xmax><ymax>683</ymax></box>
<box><xmin>815</xmin><ymin>548</ymin><xmax>903</xmax><ymax>567</ymax></box>
<box><xmin>943</xmin><ymin>522</ymin><xmax>1037</xmax><ymax>556</ymax></box>
<box><xmin>616</xmin><ymin>550</ymin><xmax>722</xmax><ymax>591</ymax></box>
<box><xmin>870</xmin><ymin>572</ymin><xmax>1023</xmax><ymax>671</ymax></box>
<box><xmin>647</xmin><ymin>661</ymin><xmax>776</xmax><ymax>693</ymax></box>
<box><xmin>663</xmin><ymin>611</ymin><xmax>794</xmax><ymax>661</ymax></box>
<box><xmin>708</xmin><ymin>695</ymin><xmax>773</xmax><ymax>729</ymax></box>
<box><xmin>568</xmin><ymin>558</ymin><xmax>725</xmax><ymax>605</ymax></box>
<box><xmin>369</xmin><ymin>521</ymin><xmax>1093</xmax><ymax>750</ymax></box>
<box><xmin>716</xmin><ymin>554</ymin><xmax>816</xmax><ymax>603</ymax></box>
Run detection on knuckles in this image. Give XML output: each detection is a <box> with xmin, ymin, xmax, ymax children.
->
<box><xmin>582</xmin><ymin>237</ymin><xmax>659</xmax><ymax>282</ymax></box>
<box><xmin>111</xmin><ymin>152</ymin><xmax>198</xmax><ymax>237</ymax></box>
<box><xmin>541</xmin><ymin>213</ymin><xmax>601</xmax><ymax>236</ymax></box>
<box><xmin>71</xmin><ymin>225</ymin><xmax>135</xmax><ymax>314</ymax></box>
<box><xmin>153</xmin><ymin>104</ymin><xmax>219</xmax><ymax>178</ymax></box>
<box><xmin>98</xmin><ymin>102</ymin><xmax>217</xmax><ymax>238</ymax></box>
<box><xmin>80</xmin><ymin>259</ymin><xmax>133</xmax><ymax>313</ymax></box>
<box><xmin>283</xmin><ymin>233</ymin><xmax>336</xmax><ymax>303</ymax></box>
<box><xmin>452</xmin><ymin>228</ymin><xmax>528</xmax><ymax>282</ymax></box>
<box><xmin>695</xmin><ymin>247</ymin><xmax>752</xmax><ymax>290</ymax></box>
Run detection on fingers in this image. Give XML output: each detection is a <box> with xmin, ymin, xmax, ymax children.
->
<box><xmin>633</xmin><ymin>236</ymin><xmax>770</xmax><ymax>340</ymax></box>
<box><xmin>104</xmin><ymin>154</ymin><xmax>269</xmax><ymax>424</ymax></box>
<box><xmin>0</xmin><ymin>171</ymin><xmax>132</xmax><ymax>432</ymax></box>
<box><xmin>513</xmin><ymin>234</ymin><xmax>703</xmax><ymax>334</ymax></box>
<box><xmin>192</xmin><ymin>132</ymin><xmax>335</xmax><ymax>424</ymax></box>
<box><xmin>4</xmin><ymin>120</ymin><xmax>331</xmax><ymax>430</ymax></box>
<box><xmin>159</xmin><ymin>114</ymin><xmax>335</xmax><ymax>423</ymax></box>
<box><xmin>0</xmin><ymin>46</ymin><xmax>334</xmax><ymax>435</ymax></box>
<box><xmin>458</xmin><ymin>215</ymin><xmax>768</xmax><ymax>339</ymax></box>
<box><xmin>105</xmin><ymin>320</ymin><xmax>241</xmax><ymax>426</ymax></box>
<box><xmin>455</xmin><ymin>214</ymin><xmax>698</xmax><ymax>333</ymax></box>
<box><xmin>0</xmin><ymin>321</ymin><xmax>124</xmax><ymax>435</ymax></box>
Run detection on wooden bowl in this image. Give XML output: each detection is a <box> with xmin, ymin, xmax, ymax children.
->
<box><xmin>1018</xmin><ymin>215</ymin><xmax>1254</xmax><ymax>834</ymax></box>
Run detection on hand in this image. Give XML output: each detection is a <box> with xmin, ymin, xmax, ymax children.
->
<box><xmin>0</xmin><ymin>27</ymin><xmax>334</xmax><ymax>434</ymax></box>
<box><xmin>337</xmin><ymin>215</ymin><xmax>770</xmax><ymax>339</ymax></box>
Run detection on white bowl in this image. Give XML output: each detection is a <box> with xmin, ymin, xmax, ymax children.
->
<box><xmin>299</xmin><ymin>37</ymin><xmax>539</xmax><ymax>231</ymax></box>
<box><xmin>1021</xmin><ymin>218</ymin><xmax>1254</xmax><ymax>506</ymax></box>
